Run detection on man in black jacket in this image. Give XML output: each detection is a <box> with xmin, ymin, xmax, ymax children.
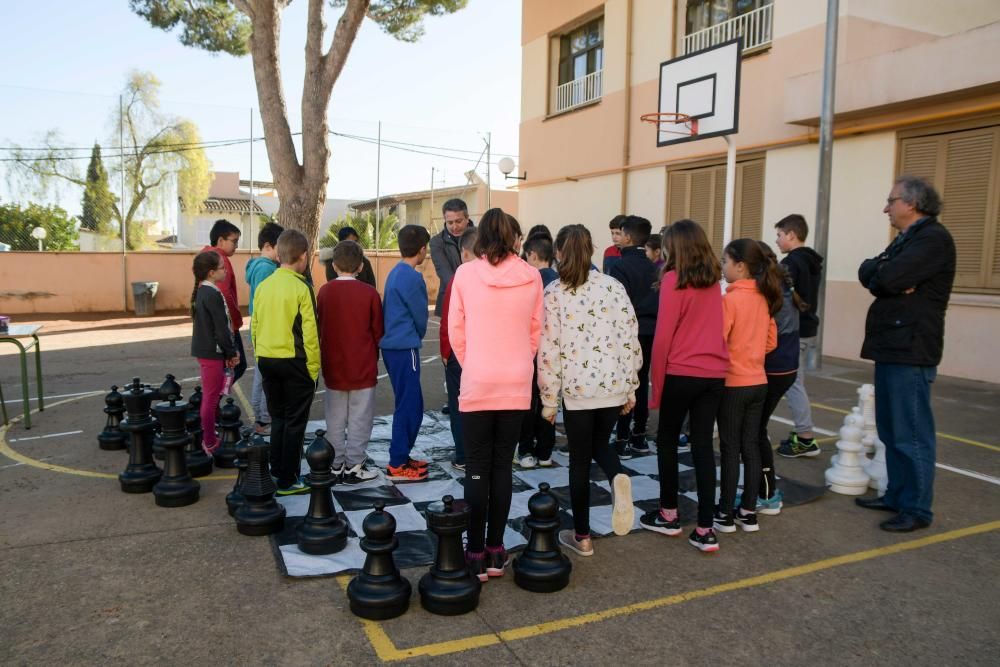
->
<box><xmin>855</xmin><ymin>176</ymin><xmax>955</xmax><ymax>533</ymax></box>
<box><xmin>322</xmin><ymin>226</ymin><xmax>376</xmax><ymax>287</ymax></box>
<box><xmin>429</xmin><ymin>198</ymin><xmax>472</xmax><ymax>316</ymax></box>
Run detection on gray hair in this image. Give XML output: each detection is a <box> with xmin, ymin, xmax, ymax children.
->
<box><xmin>894</xmin><ymin>175</ymin><xmax>942</xmax><ymax>217</ymax></box>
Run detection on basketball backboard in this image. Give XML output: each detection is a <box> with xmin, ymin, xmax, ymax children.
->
<box><xmin>653</xmin><ymin>37</ymin><xmax>742</xmax><ymax>146</ymax></box>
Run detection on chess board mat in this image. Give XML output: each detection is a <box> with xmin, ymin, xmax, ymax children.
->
<box><xmin>268</xmin><ymin>411</ymin><xmax>825</xmax><ymax>577</ymax></box>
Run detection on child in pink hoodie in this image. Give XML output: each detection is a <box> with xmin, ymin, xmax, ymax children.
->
<box><xmin>448</xmin><ymin>208</ymin><xmax>543</xmax><ymax>582</ymax></box>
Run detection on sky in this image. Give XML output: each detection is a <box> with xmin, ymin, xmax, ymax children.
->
<box><xmin>0</xmin><ymin>0</ymin><xmax>522</xmax><ymax>213</ymax></box>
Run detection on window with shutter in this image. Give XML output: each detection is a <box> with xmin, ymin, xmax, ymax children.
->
<box><xmin>665</xmin><ymin>157</ymin><xmax>766</xmax><ymax>256</ymax></box>
<box><xmin>898</xmin><ymin>124</ymin><xmax>1000</xmax><ymax>293</ymax></box>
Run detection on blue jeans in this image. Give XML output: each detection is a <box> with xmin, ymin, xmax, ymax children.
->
<box><xmin>444</xmin><ymin>355</ymin><xmax>465</xmax><ymax>464</ymax></box>
<box><xmin>874</xmin><ymin>362</ymin><xmax>937</xmax><ymax>523</ymax></box>
<box><xmin>383</xmin><ymin>348</ymin><xmax>423</xmax><ymax>468</ymax></box>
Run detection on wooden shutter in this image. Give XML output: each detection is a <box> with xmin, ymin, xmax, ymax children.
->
<box><xmin>941</xmin><ymin>130</ymin><xmax>995</xmax><ymax>288</ymax></box>
<box><xmin>736</xmin><ymin>159</ymin><xmax>765</xmax><ymax>241</ymax></box>
<box><xmin>667</xmin><ymin>171</ymin><xmax>690</xmax><ymax>223</ymax></box>
<box><xmin>710</xmin><ymin>165</ymin><xmax>726</xmax><ymax>254</ymax></box>
<box><xmin>899</xmin><ymin>136</ymin><xmax>941</xmax><ymax>185</ymax></box>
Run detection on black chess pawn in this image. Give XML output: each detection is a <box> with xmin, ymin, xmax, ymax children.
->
<box><xmin>512</xmin><ymin>482</ymin><xmax>572</xmax><ymax>593</ymax></box>
<box><xmin>152</xmin><ymin>395</ymin><xmax>200</xmax><ymax>507</ymax></box>
<box><xmin>418</xmin><ymin>495</ymin><xmax>481</xmax><ymax>615</ymax></box>
<box><xmin>118</xmin><ymin>378</ymin><xmax>162</xmax><ymax>493</ymax></box>
<box><xmin>214</xmin><ymin>397</ymin><xmax>241</xmax><ymax>468</ymax></box>
<box><xmin>97</xmin><ymin>385</ymin><xmax>126</xmax><ymax>451</ymax></box>
<box><xmin>226</xmin><ymin>427</ymin><xmax>252</xmax><ymax>516</ymax></box>
<box><xmin>234</xmin><ymin>440</ymin><xmax>286</xmax><ymax>536</ymax></box>
<box><xmin>347</xmin><ymin>500</ymin><xmax>412</xmax><ymax>620</ymax></box>
<box><xmin>150</xmin><ymin>376</ymin><xmax>181</xmax><ymax>460</ymax></box>
<box><xmin>296</xmin><ymin>430</ymin><xmax>348</xmax><ymax>555</ymax></box>
<box><xmin>183</xmin><ymin>386</ymin><xmax>213</xmax><ymax>476</ymax></box>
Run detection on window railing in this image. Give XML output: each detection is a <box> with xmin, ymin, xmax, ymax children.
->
<box><xmin>554</xmin><ymin>69</ymin><xmax>603</xmax><ymax>114</ymax></box>
<box><xmin>683</xmin><ymin>3</ymin><xmax>773</xmax><ymax>55</ymax></box>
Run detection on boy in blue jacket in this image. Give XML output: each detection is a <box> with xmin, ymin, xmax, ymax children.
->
<box><xmin>245</xmin><ymin>222</ymin><xmax>284</xmax><ymax>435</ymax></box>
<box><xmin>380</xmin><ymin>225</ymin><xmax>432</xmax><ymax>481</ymax></box>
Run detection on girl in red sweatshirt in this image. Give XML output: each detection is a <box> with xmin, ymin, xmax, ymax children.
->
<box><xmin>448</xmin><ymin>208</ymin><xmax>543</xmax><ymax>582</ymax></box>
<box><xmin>642</xmin><ymin>220</ymin><xmax>729</xmax><ymax>553</ymax></box>
<box><xmin>716</xmin><ymin>239</ymin><xmax>781</xmax><ymax>535</ymax></box>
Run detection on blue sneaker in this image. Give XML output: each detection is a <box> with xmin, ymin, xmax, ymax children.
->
<box><xmin>734</xmin><ymin>489</ymin><xmax>784</xmax><ymax>516</ymax></box>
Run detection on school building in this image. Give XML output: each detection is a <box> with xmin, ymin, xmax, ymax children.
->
<box><xmin>514</xmin><ymin>0</ymin><xmax>1000</xmax><ymax>383</ymax></box>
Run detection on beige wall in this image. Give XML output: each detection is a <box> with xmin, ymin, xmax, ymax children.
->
<box><xmin>518</xmin><ymin>173</ymin><xmax>623</xmax><ymax>249</ymax></box>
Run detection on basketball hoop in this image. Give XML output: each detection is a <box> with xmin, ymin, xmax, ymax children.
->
<box><xmin>640</xmin><ymin>112</ymin><xmax>698</xmax><ymax>137</ymax></box>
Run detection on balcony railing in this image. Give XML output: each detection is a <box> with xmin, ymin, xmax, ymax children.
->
<box><xmin>683</xmin><ymin>3</ymin><xmax>773</xmax><ymax>55</ymax></box>
<box><xmin>554</xmin><ymin>69</ymin><xmax>603</xmax><ymax>114</ymax></box>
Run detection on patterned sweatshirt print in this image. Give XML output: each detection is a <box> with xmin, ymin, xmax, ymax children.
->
<box><xmin>538</xmin><ymin>269</ymin><xmax>642</xmax><ymax>411</ymax></box>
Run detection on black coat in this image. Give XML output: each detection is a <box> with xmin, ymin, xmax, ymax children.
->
<box><xmin>429</xmin><ymin>224</ymin><xmax>473</xmax><ymax>316</ymax></box>
<box><xmin>858</xmin><ymin>217</ymin><xmax>955</xmax><ymax>366</ymax></box>
<box><xmin>608</xmin><ymin>246</ymin><xmax>659</xmax><ymax>337</ymax></box>
<box><xmin>781</xmin><ymin>246</ymin><xmax>823</xmax><ymax>338</ymax></box>
<box><xmin>191</xmin><ymin>284</ymin><xmax>236</xmax><ymax>360</ymax></box>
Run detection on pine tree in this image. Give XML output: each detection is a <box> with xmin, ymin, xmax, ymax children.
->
<box><xmin>80</xmin><ymin>143</ymin><xmax>116</xmax><ymax>235</ymax></box>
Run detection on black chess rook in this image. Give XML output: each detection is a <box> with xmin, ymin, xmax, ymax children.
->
<box><xmin>512</xmin><ymin>482</ymin><xmax>572</xmax><ymax>593</ymax></box>
<box><xmin>347</xmin><ymin>500</ymin><xmax>412</xmax><ymax>620</ymax></box>
<box><xmin>152</xmin><ymin>395</ymin><xmax>200</xmax><ymax>507</ymax></box>
<box><xmin>118</xmin><ymin>378</ymin><xmax>162</xmax><ymax>493</ymax></box>
<box><xmin>214</xmin><ymin>397</ymin><xmax>242</xmax><ymax>468</ymax></box>
<box><xmin>296</xmin><ymin>430</ymin><xmax>348</xmax><ymax>555</ymax></box>
<box><xmin>97</xmin><ymin>385</ymin><xmax>126</xmax><ymax>451</ymax></box>
<box><xmin>234</xmin><ymin>439</ymin><xmax>285</xmax><ymax>536</ymax></box>
<box><xmin>418</xmin><ymin>495</ymin><xmax>481</xmax><ymax>615</ymax></box>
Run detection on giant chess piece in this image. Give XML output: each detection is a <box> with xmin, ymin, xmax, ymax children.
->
<box><xmin>830</xmin><ymin>407</ymin><xmax>866</xmax><ymax>468</ymax></box>
<box><xmin>118</xmin><ymin>378</ymin><xmax>162</xmax><ymax>493</ymax></box>
<box><xmin>183</xmin><ymin>387</ymin><xmax>213</xmax><ymax>478</ymax></box>
<box><xmin>214</xmin><ymin>397</ymin><xmax>241</xmax><ymax>468</ymax></box>
<box><xmin>97</xmin><ymin>385</ymin><xmax>126</xmax><ymax>451</ymax></box>
<box><xmin>825</xmin><ymin>410</ymin><xmax>871</xmax><ymax>495</ymax></box>
<box><xmin>234</xmin><ymin>439</ymin><xmax>286</xmax><ymax>536</ymax></box>
<box><xmin>226</xmin><ymin>428</ymin><xmax>252</xmax><ymax>517</ymax></box>
<box><xmin>151</xmin><ymin>375</ymin><xmax>182</xmax><ymax>460</ymax></box>
<box><xmin>858</xmin><ymin>384</ymin><xmax>877</xmax><ymax>456</ymax></box>
<box><xmin>296</xmin><ymin>430</ymin><xmax>348</xmax><ymax>554</ymax></box>
<box><xmin>347</xmin><ymin>501</ymin><xmax>412</xmax><ymax>620</ymax></box>
<box><xmin>513</xmin><ymin>482</ymin><xmax>572</xmax><ymax>593</ymax></box>
<box><xmin>418</xmin><ymin>495</ymin><xmax>481</xmax><ymax>615</ymax></box>
<box><xmin>152</xmin><ymin>395</ymin><xmax>200</xmax><ymax>507</ymax></box>
<box><xmin>867</xmin><ymin>437</ymin><xmax>889</xmax><ymax>495</ymax></box>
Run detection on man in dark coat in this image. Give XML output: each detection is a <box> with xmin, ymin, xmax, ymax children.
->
<box><xmin>323</xmin><ymin>226</ymin><xmax>376</xmax><ymax>287</ymax></box>
<box><xmin>429</xmin><ymin>198</ymin><xmax>472</xmax><ymax>316</ymax></box>
<box><xmin>855</xmin><ymin>175</ymin><xmax>955</xmax><ymax>533</ymax></box>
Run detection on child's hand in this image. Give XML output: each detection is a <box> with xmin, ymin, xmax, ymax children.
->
<box><xmin>227</xmin><ymin>355</ymin><xmax>240</xmax><ymax>368</ymax></box>
<box><xmin>541</xmin><ymin>406</ymin><xmax>557</xmax><ymax>424</ymax></box>
<box><xmin>620</xmin><ymin>399</ymin><xmax>635</xmax><ymax>415</ymax></box>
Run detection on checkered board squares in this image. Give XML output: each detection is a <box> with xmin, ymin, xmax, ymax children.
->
<box><xmin>268</xmin><ymin>411</ymin><xmax>824</xmax><ymax>577</ymax></box>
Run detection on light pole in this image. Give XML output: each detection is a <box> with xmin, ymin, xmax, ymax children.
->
<box><xmin>31</xmin><ymin>226</ymin><xmax>47</xmax><ymax>252</ymax></box>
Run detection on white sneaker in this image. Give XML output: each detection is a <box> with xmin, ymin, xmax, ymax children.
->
<box><xmin>538</xmin><ymin>458</ymin><xmax>553</xmax><ymax>467</ymax></box>
<box><xmin>519</xmin><ymin>455</ymin><xmax>537</xmax><ymax>469</ymax></box>
<box><xmin>342</xmin><ymin>462</ymin><xmax>379</xmax><ymax>484</ymax></box>
<box><xmin>611</xmin><ymin>473</ymin><xmax>635</xmax><ymax>536</ymax></box>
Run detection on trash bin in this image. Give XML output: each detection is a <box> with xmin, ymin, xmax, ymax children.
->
<box><xmin>132</xmin><ymin>281</ymin><xmax>159</xmax><ymax>317</ymax></box>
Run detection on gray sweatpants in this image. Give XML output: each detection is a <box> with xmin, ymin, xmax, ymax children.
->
<box><xmin>784</xmin><ymin>336</ymin><xmax>816</xmax><ymax>434</ymax></box>
<box><xmin>323</xmin><ymin>384</ymin><xmax>376</xmax><ymax>468</ymax></box>
<box><xmin>249</xmin><ymin>337</ymin><xmax>271</xmax><ymax>425</ymax></box>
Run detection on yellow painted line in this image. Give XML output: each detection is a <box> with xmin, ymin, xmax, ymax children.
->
<box><xmin>232</xmin><ymin>382</ymin><xmax>254</xmax><ymax>422</ymax></box>
<box><xmin>341</xmin><ymin>521</ymin><xmax>1000</xmax><ymax>662</ymax></box>
<box><xmin>810</xmin><ymin>402</ymin><xmax>1000</xmax><ymax>453</ymax></box>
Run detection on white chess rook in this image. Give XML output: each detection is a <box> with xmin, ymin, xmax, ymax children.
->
<box><xmin>825</xmin><ymin>410</ymin><xmax>871</xmax><ymax>495</ymax></box>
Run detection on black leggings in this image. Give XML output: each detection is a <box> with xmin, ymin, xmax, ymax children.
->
<box><xmin>564</xmin><ymin>406</ymin><xmax>624</xmax><ymax>536</ymax></box>
<box><xmin>616</xmin><ymin>335</ymin><xmax>653</xmax><ymax>440</ymax></box>
<box><xmin>655</xmin><ymin>375</ymin><xmax>724</xmax><ymax>528</ymax></box>
<box><xmin>757</xmin><ymin>372</ymin><xmax>797</xmax><ymax>500</ymax></box>
<box><xmin>461</xmin><ymin>410</ymin><xmax>525</xmax><ymax>552</ymax></box>
<box><xmin>718</xmin><ymin>384</ymin><xmax>768</xmax><ymax>514</ymax></box>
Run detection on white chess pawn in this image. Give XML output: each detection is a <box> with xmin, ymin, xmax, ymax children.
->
<box><xmin>830</xmin><ymin>407</ymin><xmax>866</xmax><ymax>468</ymax></box>
<box><xmin>825</xmin><ymin>412</ymin><xmax>871</xmax><ymax>495</ymax></box>
<box><xmin>858</xmin><ymin>384</ymin><xmax>877</xmax><ymax>455</ymax></box>
<box><xmin>866</xmin><ymin>436</ymin><xmax>888</xmax><ymax>494</ymax></box>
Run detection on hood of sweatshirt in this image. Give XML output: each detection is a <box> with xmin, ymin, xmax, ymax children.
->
<box><xmin>468</xmin><ymin>254</ymin><xmax>538</xmax><ymax>289</ymax></box>
<box><xmin>726</xmin><ymin>278</ymin><xmax>758</xmax><ymax>294</ymax></box>
<box><xmin>246</xmin><ymin>256</ymin><xmax>279</xmax><ymax>282</ymax></box>
<box><xmin>790</xmin><ymin>247</ymin><xmax>823</xmax><ymax>277</ymax></box>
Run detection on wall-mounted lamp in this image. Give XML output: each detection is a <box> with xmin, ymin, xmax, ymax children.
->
<box><xmin>498</xmin><ymin>157</ymin><xmax>526</xmax><ymax>181</ymax></box>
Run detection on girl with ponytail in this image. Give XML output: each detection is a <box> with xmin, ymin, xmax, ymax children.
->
<box><xmin>190</xmin><ymin>250</ymin><xmax>239</xmax><ymax>456</ymax></box>
<box><xmin>715</xmin><ymin>239</ymin><xmax>778</xmax><ymax>535</ymax></box>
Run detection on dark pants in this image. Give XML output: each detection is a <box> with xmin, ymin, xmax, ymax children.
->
<box><xmin>462</xmin><ymin>410</ymin><xmax>525</xmax><ymax>552</ymax></box>
<box><xmin>233</xmin><ymin>330</ymin><xmax>248</xmax><ymax>382</ymax></box>
<box><xmin>258</xmin><ymin>357</ymin><xmax>315</xmax><ymax>488</ymax></box>
<box><xmin>518</xmin><ymin>366</ymin><xmax>555</xmax><ymax>461</ymax></box>
<box><xmin>875</xmin><ymin>363</ymin><xmax>937</xmax><ymax>523</ymax></box>
<box><xmin>383</xmin><ymin>349</ymin><xmax>423</xmax><ymax>468</ymax></box>
<box><xmin>718</xmin><ymin>384</ymin><xmax>768</xmax><ymax>515</ymax></box>
<box><xmin>564</xmin><ymin>406</ymin><xmax>623</xmax><ymax>536</ymax></box>
<box><xmin>444</xmin><ymin>355</ymin><xmax>465</xmax><ymax>465</ymax></box>
<box><xmin>616</xmin><ymin>335</ymin><xmax>653</xmax><ymax>441</ymax></box>
<box><xmin>655</xmin><ymin>375</ymin><xmax>724</xmax><ymax>528</ymax></box>
<box><xmin>757</xmin><ymin>372</ymin><xmax>797</xmax><ymax>500</ymax></box>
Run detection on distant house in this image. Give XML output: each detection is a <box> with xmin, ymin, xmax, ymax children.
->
<box><xmin>350</xmin><ymin>170</ymin><xmax>518</xmax><ymax>232</ymax></box>
<box><xmin>244</xmin><ymin>179</ymin><xmax>356</xmax><ymax>240</ymax></box>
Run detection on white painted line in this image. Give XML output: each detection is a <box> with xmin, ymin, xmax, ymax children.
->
<box><xmin>422</xmin><ymin>355</ymin><xmax>439</xmax><ymax>365</ymax></box>
<box><xmin>935</xmin><ymin>462</ymin><xmax>1000</xmax><ymax>486</ymax></box>
<box><xmin>2</xmin><ymin>390</ymin><xmax>103</xmax><ymax>404</ymax></box>
<box><xmin>8</xmin><ymin>430</ymin><xmax>83</xmax><ymax>443</ymax></box>
<box><xmin>377</xmin><ymin>373</ymin><xmax>389</xmax><ymax>380</ymax></box>
<box><xmin>769</xmin><ymin>415</ymin><xmax>837</xmax><ymax>437</ymax></box>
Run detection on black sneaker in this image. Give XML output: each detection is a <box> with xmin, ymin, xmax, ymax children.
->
<box><xmin>713</xmin><ymin>508</ymin><xmax>736</xmax><ymax>533</ymax></box>
<box><xmin>630</xmin><ymin>431</ymin><xmax>651</xmax><ymax>453</ymax></box>
<box><xmin>777</xmin><ymin>432</ymin><xmax>820</xmax><ymax>458</ymax></box>
<box><xmin>614</xmin><ymin>439</ymin><xmax>634</xmax><ymax>460</ymax></box>
<box><xmin>639</xmin><ymin>509</ymin><xmax>682</xmax><ymax>536</ymax></box>
<box><xmin>734</xmin><ymin>509</ymin><xmax>759</xmax><ymax>532</ymax></box>
<box><xmin>465</xmin><ymin>551</ymin><xmax>487</xmax><ymax>582</ymax></box>
<box><xmin>688</xmin><ymin>528</ymin><xmax>720</xmax><ymax>553</ymax></box>
<box><xmin>486</xmin><ymin>547</ymin><xmax>509</xmax><ymax>578</ymax></box>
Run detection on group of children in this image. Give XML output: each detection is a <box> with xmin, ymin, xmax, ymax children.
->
<box><xmin>189</xmin><ymin>205</ymin><xmax>824</xmax><ymax>561</ymax></box>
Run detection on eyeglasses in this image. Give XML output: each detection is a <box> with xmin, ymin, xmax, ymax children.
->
<box><xmin>886</xmin><ymin>197</ymin><xmax>902</xmax><ymax>206</ymax></box>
